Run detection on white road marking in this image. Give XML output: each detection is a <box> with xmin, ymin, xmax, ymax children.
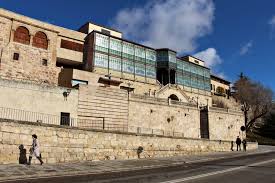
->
<box><xmin>160</xmin><ymin>159</ymin><xmax>275</xmax><ymax>183</ymax></box>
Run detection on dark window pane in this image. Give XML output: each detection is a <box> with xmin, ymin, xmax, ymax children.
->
<box><xmin>101</xmin><ymin>29</ymin><xmax>111</xmax><ymax>35</ymax></box>
<box><xmin>13</xmin><ymin>53</ymin><xmax>19</xmax><ymax>60</ymax></box>
<box><xmin>60</xmin><ymin>112</ymin><xmax>70</xmax><ymax>126</ymax></box>
<box><xmin>42</xmin><ymin>59</ymin><xmax>48</xmax><ymax>66</ymax></box>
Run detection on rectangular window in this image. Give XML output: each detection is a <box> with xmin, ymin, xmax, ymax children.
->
<box><xmin>146</xmin><ymin>49</ymin><xmax>156</xmax><ymax>65</ymax></box>
<box><xmin>101</xmin><ymin>29</ymin><xmax>111</xmax><ymax>35</ymax></box>
<box><xmin>177</xmin><ymin>59</ymin><xmax>183</xmax><ymax>70</ymax></box>
<box><xmin>198</xmin><ymin>77</ymin><xmax>204</xmax><ymax>90</ymax></box>
<box><xmin>42</xmin><ymin>59</ymin><xmax>48</xmax><ymax>66</ymax></box>
<box><xmin>204</xmin><ymin>79</ymin><xmax>211</xmax><ymax>91</ymax></box>
<box><xmin>197</xmin><ymin>67</ymin><xmax>204</xmax><ymax>76</ymax></box>
<box><xmin>190</xmin><ymin>65</ymin><xmax>197</xmax><ymax>74</ymax></box>
<box><xmin>135</xmin><ymin>46</ymin><xmax>145</xmax><ymax>63</ymax></box>
<box><xmin>135</xmin><ymin>63</ymin><xmax>145</xmax><ymax>76</ymax></box>
<box><xmin>122</xmin><ymin>42</ymin><xmax>134</xmax><ymax>59</ymax></box>
<box><xmin>204</xmin><ymin>70</ymin><xmax>210</xmax><ymax>78</ymax></box>
<box><xmin>109</xmin><ymin>56</ymin><xmax>121</xmax><ymax>71</ymax></box>
<box><xmin>157</xmin><ymin>51</ymin><xmax>168</xmax><ymax>62</ymax></box>
<box><xmin>94</xmin><ymin>52</ymin><xmax>108</xmax><ymax>68</ymax></box>
<box><xmin>122</xmin><ymin>59</ymin><xmax>134</xmax><ymax>73</ymax></box>
<box><xmin>146</xmin><ymin>66</ymin><xmax>156</xmax><ymax>78</ymax></box>
<box><xmin>183</xmin><ymin>62</ymin><xmax>190</xmax><ymax>72</ymax></box>
<box><xmin>95</xmin><ymin>33</ymin><xmax>109</xmax><ymax>53</ymax></box>
<box><xmin>183</xmin><ymin>71</ymin><xmax>191</xmax><ymax>87</ymax></box>
<box><xmin>176</xmin><ymin>74</ymin><xmax>184</xmax><ymax>85</ymax></box>
<box><xmin>13</xmin><ymin>53</ymin><xmax>19</xmax><ymax>60</ymax></box>
<box><xmin>191</xmin><ymin>75</ymin><xmax>198</xmax><ymax>88</ymax></box>
<box><xmin>109</xmin><ymin>38</ymin><xmax>122</xmax><ymax>56</ymax></box>
<box><xmin>168</xmin><ymin>51</ymin><xmax>176</xmax><ymax>63</ymax></box>
<box><xmin>60</xmin><ymin>112</ymin><xmax>70</xmax><ymax>126</ymax></box>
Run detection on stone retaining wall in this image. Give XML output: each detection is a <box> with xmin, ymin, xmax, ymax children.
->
<box><xmin>0</xmin><ymin>120</ymin><xmax>258</xmax><ymax>164</ymax></box>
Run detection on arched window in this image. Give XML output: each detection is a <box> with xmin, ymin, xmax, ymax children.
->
<box><xmin>168</xmin><ymin>94</ymin><xmax>179</xmax><ymax>101</ymax></box>
<box><xmin>32</xmin><ymin>31</ymin><xmax>48</xmax><ymax>49</ymax></box>
<box><xmin>13</xmin><ymin>26</ymin><xmax>30</xmax><ymax>45</ymax></box>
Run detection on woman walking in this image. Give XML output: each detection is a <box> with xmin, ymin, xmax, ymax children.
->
<box><xmin>28</xmin><ymin>134</ymin><xmax>43</xmax><ymax>165</ymax></box>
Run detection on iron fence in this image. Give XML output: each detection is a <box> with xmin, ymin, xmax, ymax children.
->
<box><xmin>0</xmin><ymin>107</ymin><xmax>76</xmax><ymax>126</ymax></box>
<box><xmin>128</xmin><ymin>126</ymin><xmax>184</xmax><ymax>137</ymax></box>
<box><xmin>0</xmin><ymin>107</ymin><xmax>184</xmax><ymax>138</ymax></box>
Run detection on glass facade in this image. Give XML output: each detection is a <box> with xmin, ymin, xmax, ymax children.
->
<box><xmin>156</xmin><ymin>51</ymin><xmax>168</xmax><ymax>62</ymax></box>
<box><xmin>146</xmin><ymin>49</ymin><xmax>156</xmax><ymax>65</ymax></box>
<box><xmin>176</xmin><ymin>59</ymin><xmax>211</xmax><ymax>91</ymax></box>
<box><xmin>135</xmin><ymin>63</ymin><xmax>145</xmax><ymax>76</ymax></box>
<box><xmin>168</xmin><ymin>51</ymin><xmax>176</xmax><ymax>63</ymax></box>
<box><xmin>109</xmin><ymin>56</ymin><xmax>121</xmax><ymax>71</ymax></box>
<box><xmin>146</xmin><ymin>65</ymin><xmax>156</xmax><ymax>78</ymax></box>
<box><xmin>94</xmin><ymin>52</ymin><xmax>108</xmax><ymax>68</ymax></box>
<box><xmin>94</xmin><ymin>33</ymin><xmax>156</xmax><ymax>80</ymax></box>
<box><xmin>135</xmin><ymin>46</ymin><xmax>146</xmax><ymax>63</ymax></box>
<box><xmin>122</xmin><ymin>42</ymin><xmax>134</xmax><ymax>60</ymax></box>
<box><xmin>95</xmin><ymin>34</ymin><xmax>109</xmax><ymax>53</ymax></box>
<box><xmin>122</xmin><ymin>59</ymin><xmax>134</xmax><ymax>74</ymax></box>
<box><xmin>109</xmin><ymin>38</ymin><xmax>122</xmax><ymax>56</ymax></box>
<box><xmin>93</xmin><ymin>32</ymin><xmax>210</xmax><ymax>91</ymax></box>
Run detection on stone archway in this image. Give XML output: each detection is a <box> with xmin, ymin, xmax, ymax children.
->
<box><xmin>168</xmin><ymin>94</ymin><xmax>179</xmax><ymax>101</ymax></box>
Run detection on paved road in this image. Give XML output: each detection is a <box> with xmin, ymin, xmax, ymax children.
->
<box><xmin>3</xmin><ymin>150</ymin><xmax>275</xmax><ymax>183</ymax></box>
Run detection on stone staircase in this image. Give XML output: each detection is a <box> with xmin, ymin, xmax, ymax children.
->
<box><xmin>77</xmin><ymin>85</ymin><xmax>129</xmax><ymax>131</ymax></box>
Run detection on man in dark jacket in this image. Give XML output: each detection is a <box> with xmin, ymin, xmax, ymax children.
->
<box><xmin>242</xmin><ymin>139</ymin><xmax>247</xmax><ymax>151</ymax></box>
<box><xmin>236</xmin><ymin>136</ymin><xmax>242</xmax><ymax>151</ymax></box>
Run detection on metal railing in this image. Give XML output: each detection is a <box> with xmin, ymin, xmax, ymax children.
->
<box><xmin>0</xmin><ymin>107</ymin><xmax>184</xmax><ymax>138</ymax></box>
<box><xmin>128</xmin><ymin>126</ymin><xmax>184</xmax><ymax>137</ymax></box>
<box><xmin>131</xmin><ymin>94</ymin><xmax>196</xmax><ymax>108</ymax></box>
<box><xmin>0</xmin><ymin>107</ymin><xmax>76</xmax><ymax>126</ymax></box>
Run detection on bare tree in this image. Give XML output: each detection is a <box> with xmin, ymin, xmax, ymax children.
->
<box><xmin>233</xmin><ymin>75</ymin><xmax>273</xmax><ymax>131</ymax></box>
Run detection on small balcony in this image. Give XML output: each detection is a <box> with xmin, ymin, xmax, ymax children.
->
<box><xmin>57</xmin><ymin>47</ymin><xmax>83</xmax><ymax>65</ymax></box>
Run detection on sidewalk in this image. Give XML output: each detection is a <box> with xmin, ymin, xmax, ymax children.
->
<box><xmin>0</xmin><ymin>145</ymin><xmax>274</xmax><ymax>182</ymax></box>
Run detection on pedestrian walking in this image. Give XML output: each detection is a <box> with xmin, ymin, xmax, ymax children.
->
<box><xmin>236</xmin><ymin>136</ymin><xmax>242</xmax><ymax>151</ymax></box>
<box><xmin>28</xmin><ymin>134</ymin><xmax>43</xmax><ymax>165</ymax></box>
<box><xmin>242</xmin><ymin>139</ymin><xmax>247</xmax><ymax>151</ymax></box>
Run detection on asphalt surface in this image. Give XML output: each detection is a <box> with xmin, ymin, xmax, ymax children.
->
<box><xmin>3</xmin><ymin>150</ymin><xmax>275</xmax><ymax>183</ymax></box>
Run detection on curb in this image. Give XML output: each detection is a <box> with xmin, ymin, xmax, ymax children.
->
<box><xmin>0</xmin><ymin>150</ymin><xmax>274</xmax><ymax>182</ymax></box>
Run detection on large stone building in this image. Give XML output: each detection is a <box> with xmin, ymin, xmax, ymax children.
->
<box><xmin>0</xmin><ymin>8</ymin><xmax>244</xmax><ymax>142</ymax></box>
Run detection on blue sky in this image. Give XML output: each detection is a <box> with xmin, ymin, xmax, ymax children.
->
<box><xmin>0</xmin><ymin>0</ymin><xmax>274</xmax><ymax>92</ymax></box>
